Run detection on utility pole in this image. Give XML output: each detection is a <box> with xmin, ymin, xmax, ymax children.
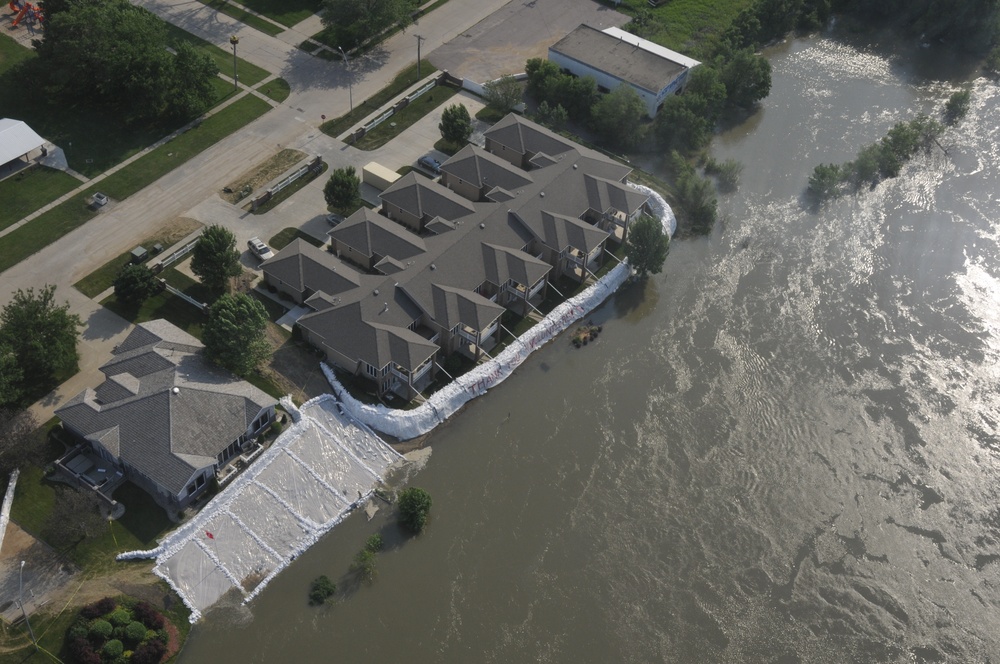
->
<box><xmin>338</xmin><ymin>46</ymin><xmax>353</xmax><ymax>113</ymax></box>
<box><xmin>416</xmin><ymin>34</ymin><xmax>425</xmax><ymax>79</ymax></box>
<box><xmin>230</xmin><ymin>35</ymin><xmax>240</xmax><ymax>92</ymax></box>
<box><xmin>19</xmin><ymin>561</ymin><xmax>37</xmax><ymax>652</ymax></box>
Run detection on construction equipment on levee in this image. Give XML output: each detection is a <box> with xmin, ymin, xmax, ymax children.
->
<box><xmin>7</xmin><ymin>0</ymin><xmax>43</xmax><ymax>28</ymax></box>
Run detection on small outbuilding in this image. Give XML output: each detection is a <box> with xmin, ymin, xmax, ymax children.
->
<box><xmin>548</xmin><ymin>25</ymin><xmax>700</xmax><ymax>118</ymax></box>
<box><xmin>0</xmin><ymin>118</ymin><xmax>46</xmax><ymax>167</ymax></box>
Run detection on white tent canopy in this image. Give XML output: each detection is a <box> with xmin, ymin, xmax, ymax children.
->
<box><xmin>0</xmin><ymin>118</ymin><xmax>45</xmax><ymax>165</ymax></box>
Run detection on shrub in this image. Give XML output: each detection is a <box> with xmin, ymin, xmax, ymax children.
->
<box><xmin>365</xmin><ymin>533</ymin><xmax>384</xmax><ymax>552</ymax></box>
<box><xmin>155</xmin><ymin>627</ymin><xmax>169</xmax><ymax>644</ymax></box>
<box><xmin>102</xmin><ymin>639</ymin><xmax>124</xmax><ymax>659</ymax></box>
<box><xmin>397</xmin><ymin>487</ymin><xmax>432</xmax><ymax>533</ymax></box>
<box><xmin>108</xmin><ymin>608</ymin><xmax>132</xmax><ymax>627</ymax></box>
<box><xmin>309</xmin><ymin>575</ymin><xmax>336</xmax><ymax>605</ymax></box>
<box><xmin>68</xmin><ymin>636</ymin><xmax>101</xmax><ymax>664</ymax></box>
<box><xmin>131</xmin><ymin>639</ymin><xmax>167</xmax><ymax>664</ymax></box>
<box><xmin>81</xmin><ymin>597</ymin><xmax>117</xmax><ymax>620</ymax></box>
<box><xmin>125</xmin><ymin>621</ymin><xmax>147</xmax><ymax>644</ymax></box>
<box><xmin>270</xmin><ymin>421</ymin><xmax>283</xmax><ymax>436</ymax></box>
<box><xmin>68</xmin><ymin>622</ymin><xmax>88</xmax><ymax>641</ymax></box>
<box><xmin>132</xmin><ymin>601</ymin><xmax>165</xmax><ymax>629</ymax></box>
<box><xmin>88</xmin><ymin>619</ymin><xmax>113</xmax><ymax>641</ymax></box>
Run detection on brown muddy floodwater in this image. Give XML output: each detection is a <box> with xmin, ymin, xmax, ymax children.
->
<box><xmin>180</xmin><ymin>30</ymin><xmax>1000</xmax><ymax>663</ymax></box>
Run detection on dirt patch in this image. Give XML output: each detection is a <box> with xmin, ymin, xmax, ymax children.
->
<box><xmin>158</xmin><ymin>217</ymin><xmax>203</xmax><ymax>246</ymax></box>
<box><xmin>264</xmin><ymin>334</ymin><xmax>331</xmax><ymax>404</ymax></box>
<box><xmin>221</xmin><ymin>149</ymin><xmax>306</xmax><ymax>204</ymax></box>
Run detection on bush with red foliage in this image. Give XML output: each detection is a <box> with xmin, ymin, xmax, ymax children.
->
<box><xmin>79</xmin><ymin>597</ymin><xmax>117</xmax><ymax>620</ymax></box>
<box><xmin>130</xmin><ymin>638</ymin><xmax>167</xmax><ymax>664</ymax></box>
<box><xmin>67</xmin><ymin>636</ymin><xmax>101</xmax><ymax>664</ymax></box>
<box><xmin>131</xmin><ymin>601</ymin><xmax>165</xmax><ymax>630</ymax></box>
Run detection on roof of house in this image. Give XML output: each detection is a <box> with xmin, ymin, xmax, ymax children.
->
<box><xmin>549</xmin><ymin>24</ymin><xmax>696</xmax><ymax>94</ymax></box>
<box><xmin>380</xmin><ymin>171</ymin><xmax>476</xmax><ymax>221</ymax></box>
<box><xmin>0</xmin><ymin>118</ymin><xmax>45</xmax><ymax>165</ymax></box>
<box><xmin>263</xmin><ymin>238</ymin><xmax>361</xmax><ymax>296</ymax></box>
<box><xmin>483</xmin><ymin>114</ymin><xmax>577</xmax><ymax>161</ymax></box>
<box><xmin>329</xmin><ymin>208</ymin><xmax>427</xmax><ymax>262</ymax></box>
<box><xmin>440</xmin><ymin>144</ymin><xmax>534</xmax><ymax>194</ymax></box>
<box><xmin>56</xmin><ymin>320</ymin><xmax>276</xmax><ymax>496</ymax></box>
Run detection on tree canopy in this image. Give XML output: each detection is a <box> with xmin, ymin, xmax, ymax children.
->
<box><xmin>397</xmin><ymin>486</ymin><xmax>432</xmax><ymax>533</ymax></box>
<box><xmin>191</xmin><ymin>225</ymin><xmax>241</xmax><ymax>293</ymax></box>
<box><xmin>203</xmin><ymin>293</ymin><xmax>270</xmax><ymax>375</ymax></box>
<box><xmin>114</xmin><ymin>263</ymin><xmax>159</xmax><ymax>307</ymax></box>
<box><xmin>439</xmin><ymin>103</ymin><xmax>473</xmax><ymax>145</ymax></box>
<box><xmin>591</xmin><ymin>85</ymin><xmax>647</xmax><ymax>150</ymax></box>
<box><xmin>720</xmin><ymin>48</ymin><xmax>772</xmax><ymax>108</ymax></box>
<box><xmin>320</xmin><ymin>0</ymin><xmax>413</xmax><ymax>51</ymax></box>
<box><xmin>29</xmin><ymin>0</ymin><xmax>218</xmax><ymax>124</ymax></box>
<box><xmin>525</xmin><ymin>58</ymin><xmax>598</xmax><ymax>122</ymax></box>
<box><xmin>0</xmin><ymin>408</ymin><xmax>38</xmax><ymax>478</ymax></box>
<box><xmin>625</xmin><ymin>214</ymin><xmax>670</xmax><ymax>277</ymax></box>
<box><xmin>482</xmin><ymin>75</ymin><xmax>523</xmax><ymax>114</ymax></box>
<box><xmin>0</xmin><ymin>285</ymin><xmax>81</xmax><ymax>405</ymax></box>
<box><xmin>324</xmin><ymin>166</ymin><xmax>361</xmax><ymax>212</ymax></box>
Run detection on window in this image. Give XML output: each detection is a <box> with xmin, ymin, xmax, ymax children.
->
<box><xmin>366</xmin><ymin>363</ymin><xmax>377</xmax><ymax>377</ymax></box>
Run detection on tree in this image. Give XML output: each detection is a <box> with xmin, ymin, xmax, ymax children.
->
<box><xmin>482</xmin><ymin>74</ymin><xmax>523</xmax><ymax>113</ymax></box>
<box><xmin>320</xmin><ymin>0</ymin><xmax>412</xmax><ymax>49</ymax></box>
<box><xmin>191</xmin><ymin>225</ymin><xmax>241</xmax><ymax>292</ymax></box>
<box><xmin>309</xmin><ymin>575</ymin><xmax>336</xmax><ymax>604</ymax></box>
<box><xmin>113</xmin><ymin>263</ymin><xmax>159</xmax><ymax>307</ymax></box>
<box><xmin>397</xmin><ymin>486</ymin><xmax>432</xmax><ymax>533</ymax></box>
<box><xmin>42</xmin><ymin>487</ymin><xmax>104</xmax><ymax>549</ymax></box>
<box><xmin>720</xmin><ymin>48</ymin><xmax>772</xmax><ymax>108</ymax></box>
<box><xmin>808</xmin><ymin>163</ymin><xmax>843</xmax><ymax>201</ymax></box>
<box><xmin>0</xmin><ymin>343</ymin><xmax>23</xmax><ymax>407</ymax></box>
<box><xmin>0</xmin><ymin>285</ymin><xmax>81</xmax><ymax>400</ymax></box>
<box><xmin>987</xmin><ymin>46</ymin><xmax>1000</xmax><ymax>77</ymax></box>
<box><xmin>324</xmin><ymin>166</ymin><xmax>360</xmax><ymax>212</ymax></box>
<box><xmin>625</xmin><ymin>214</ymin><xmax>670</xmax><ymax>278</ymax></box>
<box><xmin>591</xmin><ymin>85</ymin><xmax>647</xmax><ymax>150</ymax></box>
<box><xmin>351</xmin><ymin>549</ymin><xmax>378</xmax><ymax>582</ymax></box>
<box><xmin>202</xmin><ymin>293</ymin><xmax>270</xmax><ymax>375</ymax></box>
<box><xmin>0</xmin><ymin>408</ymin><xmax>37</xmax><ymax>477</ymax></box>
<box><xmin>30</xmin><ymin>0</ymin><xmax>217</xmax><ymax>124</ymax></box>
<box><xmin>944</xmin><ymin>89</ymin><xmax>971</xmax><ymax>125</ymax></box>
<box><xmin>655</xmin><ymin>95</ymin><xmax>713</xmax><ymax>154</ymax></box>
<box><xmin>684</xmin><ymin>66</ymin><xmax>727</xmax><ymax>124</ymax></box>
<box><xmin>439</xmin><ymin>103</ymin><xmax>473</xmax><ymax>145</ymax></box>
<box><xmin>535</xmin><ymin>101</ymin><xmax>568</xmax><ymax>128</ymax></box>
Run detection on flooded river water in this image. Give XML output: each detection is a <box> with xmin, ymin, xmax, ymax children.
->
<box><xmin>180</xmin><ymin>30</ymin><xmax>1000</xmax><ymax>662</ymax></box>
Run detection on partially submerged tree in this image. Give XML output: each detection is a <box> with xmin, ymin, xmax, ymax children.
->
<box><xmin>439</xmin><ymin>103</ymin><xmax>473</xmax><ymax>145</ymax></box>
<box><xmin>397</xmin><ymin>486</ymin><xmax>432</xmax><ymax>533</ymax></box>
<box><xmin>203</xmin><ymin>293</ymin><xmax>270</xmax><ymax>376</ymax></box>
<box><xmin>0</xmin><ymin>285</ymin><xmax>82</xmax><ymax>402</ymax></box>
<box><xmin>625</xmin><ymin>214</ymin><xmax>670</xmax><ymax>278</ymax></box>
<box><xmin>720</xmin><ymin>48</ymin><xmax>772</xmax><ymax>108</ymax></box>
<box><xmin>309</xmin><ymin>575</ymin><xmax>336</xmax><ymax>605</ymax></box>
<box><xmin>324</xmin><ymin>166</ymin><xmax>361</xmax><ymax>213</ymax></box>
<box><xmin>0</xmin><ymin>408</ymin><xmax>38</xmax><ymax>477</ymax></box>
<box><xmin>482</xmin><ymin>74</ymin><xmax>523</xmax><ymax>114</ymax></box>
<box><xmin>591</xmin><ymin>85</ymin><xmax>647</xmax><ymax>150</ymax></box>
<box><xmin>191</xmin><ymin>225</ymin><xmax>241</xmax><ymax>293</ymax></box>
<box><xmin>113</xmin><ymin>263</ymin><xmax>159</xmax><ymax>307</ymax></box>
<box><xmin>944</xmin><ymin>89</ymin><xmax>971</xmax><ymax>125</ymax></box>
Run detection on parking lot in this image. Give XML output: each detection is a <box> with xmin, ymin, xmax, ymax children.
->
<box><xmin>429</xmin><ymin>0</ymin><xmax>629</xmax><ymax>81</ymax></box>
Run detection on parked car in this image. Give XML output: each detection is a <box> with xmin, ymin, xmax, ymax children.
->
<box><xmin>92</xmin><ymin>192</ymin><xmax>109</xmax><ymax>207</ymax></box>
<box><xmin>417</xmin><ymin>155</ymin><xmax>441</xmax><ymax>175</ymax></box>
<box><xmin>326</xmin><ymin>213</ymin><xmax>345</xmax><ymax>226</ymax></box>
<box><xmin>247</xmin><ymin>237</ymin><xmax>274</xmax><ymax>261</ymax></box>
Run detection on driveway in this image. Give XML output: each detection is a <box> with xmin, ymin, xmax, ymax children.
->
<box><xmin>429</xmin><ymin>0</ymin><xmax>629</xmax><ymax>81</ymax></box>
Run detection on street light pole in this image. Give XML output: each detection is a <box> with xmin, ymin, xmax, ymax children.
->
<box><xmin>338</xmin><ymin>46</ymin><xmax>353</xmax><ymax>114</ymax></box>
<box><xmin>229</xmin><ymin>35</ymin><xmax>240</xmax><ymax>92</ymax></box>
<box><xmin>416</xmin><ymin>34</ymin><xmax>424</xmax><ymax>79</ymax></box>
<box><xmin>19</xmin><ymin>561</ymin><xmax>37</xmax><ymax>652</ymax></box>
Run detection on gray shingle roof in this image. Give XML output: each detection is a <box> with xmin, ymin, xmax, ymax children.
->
<box><xmin>440</xmin><ymin>144</ymin><xmax>533</xmax><ymax>193</ymax></box>
<box><xmin>429</xmin><ymin>284</ymin><xmax>505</xmax><ymax>331</ymax></box>
<box><xmin>521</xmin><ymin>209</ymin><xmax>610</xmax><ymax>255</ymax></box>
<box><xmin>483</xmin><ymin>114</ymin><xmax>577</xmax><ymax>161</ymax></box>
<box><xmin>329</xmin><ymin>208</ymin><xmax>426</xmax><ymax>261</ymax></box>
<box><xmin>263</xmin><ymin>238</ymin><xmax>361</xmax><ymax>296</ymax></box>
<box><xmin>380</xmin><ymin>171</ymin><xmax>476</xmax><ymax>222</ymax></box>
<box><xmin>56</xmin><ymin>321</ymin><xmax>277</xmax><ymax>497</ymax></box>
<box><xmin>481</xmin><ymin>243</ymin><xmax>551</xmax><ymax>288</ymax></box>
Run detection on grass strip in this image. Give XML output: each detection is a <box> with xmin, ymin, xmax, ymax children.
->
<box><xmin>0</xmin><ymin>95</ymin><xmax>271</xmax><ymax>274</ymax></box>
<box><xmin>193</xmin><ymin>0</ymin><xmax>285</xmax><ymax>35</ymax></box>
<box><xmin>258</xmin><ymin>77</ymin><xmax>291</xmax><ymax>103</ymax></box>
<box><xmin>162</xmin><ymin>21</ymin><xmax>270</xmax><ymax>86</ymax></box>
<box><xmin>353</xmin><ymin>84</ymin><xmax>458</xmax><ymax>150</ymax></box>
<box><xmin>613</xmin><ymin>0</ymin><xmax>754</xmax><ymax>58</ymax></box>
<box><xmin>236</xmin><ymin>0</ymin><xmax>319</xmax><ymax>27</ymax></box>
<box><xmin>320</xmin><ymin>60</ymin><xmax>436</xmax><ymax>139</ymax></box>
<box><xmin>0</xmin><ymin>166</ymin><xmax>80</xmax><ymax>232</ymax></box>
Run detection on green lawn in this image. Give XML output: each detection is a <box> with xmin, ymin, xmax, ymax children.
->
<box><xmin>354</xmin><ymin>84</ymin><xmax>459</xmax><ymax>150</ymax></box>
<box><xmin>193</xmin><ymin>0</ymin><xmax>286</xmax><ymax>35</ymax></box>
<box><xmin>269</xmin><ymin>227</ymin><xmax>325</xmax><ymax>250</ymax></box>
<box><xmin>101</xmin><ymin>286</ymin><xmax>208</xmax><ymax>341</ymax></box>
<box><xmin>320</xmin><ymin>60</ymin><xmax>437</xmax><ymax>139</ymax></box>
<box><xmin>0</xmin><ymin>26</ymin><xmax>32</xmax><ymax>74</ymax></box>
<box><xmin>0</xmin><ymin>93</ymin><xmax>271</xmax><ymax>274</ymax></box>
<box><xmin>161</xmin><ymin>22</ymin><xmax>270</xmax><ymax>86</ymax></box>
<box><xmin>259</xmin><ymin>77</ymin><xmax>290</xmax><ymax>102</ymax></box>
<box><xmin>615</xmin><ymin>0</ymin><xmax>754</xmax><ymax>57</ymax></box>
<box><xmin>0</xmin><ymin>166</ymin><xmax>80</xmax><ymax>232</ymax></box>
<box><xmin>238</xmin><ymin>0</ymin><xmax>319</xmax><ymax>27</ymax></box>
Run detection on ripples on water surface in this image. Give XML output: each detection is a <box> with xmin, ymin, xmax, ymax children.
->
<box><xmin>182</xmin><ymin>35</ymin><xmax>1000</xmax><ymax>663</ymax></box>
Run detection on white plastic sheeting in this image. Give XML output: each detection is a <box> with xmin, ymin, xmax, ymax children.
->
<box><xmin>630</xmin><ymin>183</ymin><xmax>677</xmax><ymax>237</ymax></box>
<box><xmin>117</xmin><ymin>397</ymin><xmax>401</xmax><ymax>622</ymax></box>
<box><xmin>0</xmin><ymin>469</ymin><xmax>19</xmax><ymax>555</ymax></box>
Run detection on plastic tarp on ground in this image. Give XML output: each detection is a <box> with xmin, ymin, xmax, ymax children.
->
<box><xmin>118</xmin><ymin>397</ymin><xmax>400</xmax><ymax>622</ymax></box>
